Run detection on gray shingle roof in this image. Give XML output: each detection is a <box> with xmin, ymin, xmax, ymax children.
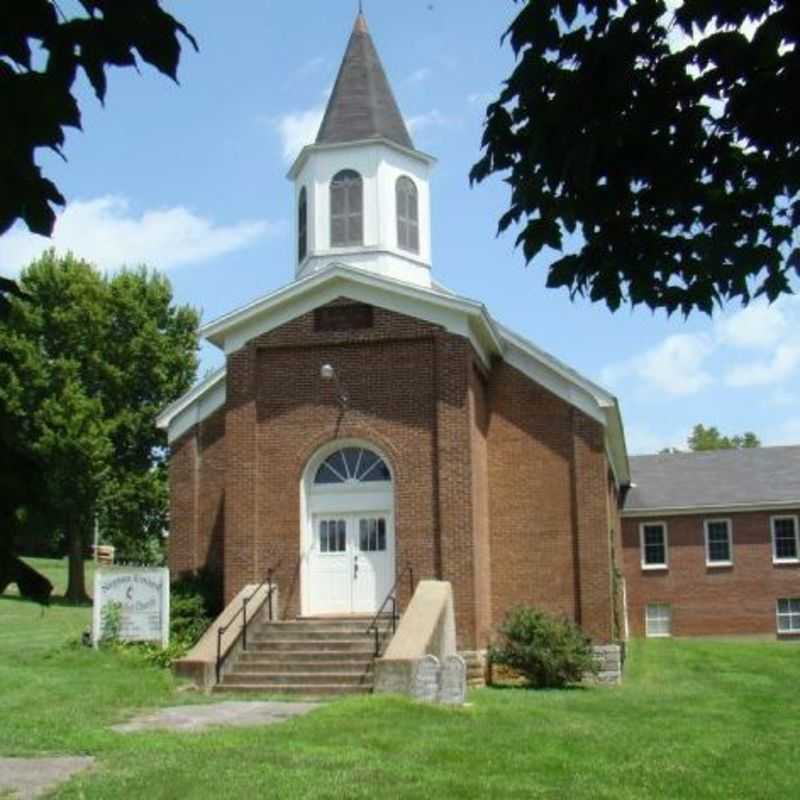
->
<box><xmin>316</xmin><ymin>13</ymin><xmax>414</xmax><ymax>150</ymax></box>
<box><xmin>625</xmin><ymin>446</ymin><xmax>800</xmax><ymax>512</ymax></box>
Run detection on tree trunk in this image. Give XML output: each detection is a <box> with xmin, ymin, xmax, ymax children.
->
<box><xmin>65</xmin><ymin>519</ymin><xmax>89</xmax><ymax>604</ymax></box>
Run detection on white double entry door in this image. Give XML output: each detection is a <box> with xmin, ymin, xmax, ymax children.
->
<box><xmin>306</xmin><ymin>510</ymin><xmax>395</xmax><ymax>616</ymax></box>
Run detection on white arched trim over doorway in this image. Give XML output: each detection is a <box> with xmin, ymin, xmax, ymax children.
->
<box><xmin>300</xmin><ymin>440</ymin><xmax>395</xmax><ymax>616</ymax></box>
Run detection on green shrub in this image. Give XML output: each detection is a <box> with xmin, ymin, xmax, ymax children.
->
<box><xmin>99</xmin><ymin>601</ymin><xmax>123</xmax><ymax>645</ymax></box>
<box><xmin>170</xmin><ymin>592</ymin><xmax>210</xmax><ymax>645</ymax></box>
<box><xmin>489</xmin><ymin>606</ymin><xmax>597</xmax><ymax>688</ymax></box>
<box><xmin>172</xmin><ymin>567</ymin><xmax>222</xmax><ymax>618</ymax></box>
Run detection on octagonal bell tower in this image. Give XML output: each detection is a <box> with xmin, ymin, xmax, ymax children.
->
<box><xmin>288</xmin><ymin>12</ymin><xmax>436</xmax><ymax>288</ymax></box>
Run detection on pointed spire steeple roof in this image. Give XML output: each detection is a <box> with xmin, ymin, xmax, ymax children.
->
<box><xmin>316</xmin><ymin>12</ymin><xmax>414</xmax><ymax>150</ymax></box>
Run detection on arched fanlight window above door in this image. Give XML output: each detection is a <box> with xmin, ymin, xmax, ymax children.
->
<box><xmin>330</xmin><ymin>169</ymin><xmax>364</xmax><ymax>247</ymax></box>
<box><xmin>314</xmin><ymin>447</ymin><xmax>391</xmax><ymax>485</ymax></box>
<box><xmin>396</xmin><ymin>176</ymin><xmax>419</xmax><ymax>253</ymax></box>
<box><xmin>298</xmin><ymin>187</ymin><xmax>307</xmax><ymax>263</ymax></box>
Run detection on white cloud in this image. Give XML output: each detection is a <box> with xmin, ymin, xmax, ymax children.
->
<box><xmin>0</xmin><ymin>196</ymin><xmax>276</xmax><ymax>276</ymax></box>
<box><xmin>720</xmin><ymin>297</ymin><xmax>800</xmax><ymax>387</ymax></box>
<box><xmin>601</xmin><ymin>333</ymin><xmax>714</xmax><ymax>397</ymax></box>
<box><xmin>275</xmin><ymin>107</ymin><xmax>325</xmax><ymax>163</ymax></box>
<box><xmin>716</xmin><ymin>301</ymin><xmax>789</xmax><ymax>350</ymax></box>
<box><xmin>604</xmin><ymin>297</ymin><xmax>800</xmax><ymax>399</ymax></box>
<box><xmin>725</xmin><ymin>342</ymin><xmax>800</xmax><ymax>388</ymax></box>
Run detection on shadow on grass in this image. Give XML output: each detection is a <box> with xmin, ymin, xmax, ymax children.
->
<box><xmin>0</xmin><ymin>593</ymin><xmax>91</xmax><ymax>609</ymax></box>
<box><xmin>486</xmin><ymin>682</ymin><xmax>589</xmax><ymax>692</ymax></box>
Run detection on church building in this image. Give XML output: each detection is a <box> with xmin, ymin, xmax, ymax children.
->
<box><xmin>157</xmin><ymin>12</ymin><xmax>631</xmax><ymax>664</ymax></box>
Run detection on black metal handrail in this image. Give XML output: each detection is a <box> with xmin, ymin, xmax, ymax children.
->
<box><xmin>215</xmin><ymin>566</ymin><xmax>278</xmax><ymax>683</ymax></box>
<box><xmin>365</xmin><ymin>563</ymin><xmax>415</xmax><ymax>657</ymax></box>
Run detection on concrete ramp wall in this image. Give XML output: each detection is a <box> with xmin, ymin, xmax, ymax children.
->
<box><xmin>373</xmin><ymin>580</ymin><xmax>465</xmax><ymax>704</ymax></box>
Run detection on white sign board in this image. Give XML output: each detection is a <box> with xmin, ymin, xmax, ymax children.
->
<box><xmin>92</xmin><ymin>568</ymin><xmax>170</xmax><ymax>648</ymax></box>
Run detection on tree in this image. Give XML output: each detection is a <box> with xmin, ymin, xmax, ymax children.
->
<box><xmin>0</xmin><ymin>253</ymin><xmax>198</xmax><ymax>602</ymax></box>
<box><xmin>472</xmin><ymin>1</ymin><xmax>799</xmax><ymax>315</ymax></box>
<box><xmin>1</xmin><ymin>0</ymin><xmax>196</xmax><ymax>238</ymax></box>
<box><xmin>687</xmin><ymin>424</ymin><xmax>761</xmax><ymax>451</ymax></box>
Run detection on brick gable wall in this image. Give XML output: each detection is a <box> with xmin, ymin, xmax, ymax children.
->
<box><xmin>168</xmin><ymin>298</ymin><xmax>619</xmax><ymax>648</ymax></box>
<box><xmin>622</xmin><ymin>510</ymin><xmax>800</xmax><ymax>637</ymax></box>
<box><xmin>486</xmin><ymin>362</ymin><xmax>615</xmax><ymax>642</ymax></box>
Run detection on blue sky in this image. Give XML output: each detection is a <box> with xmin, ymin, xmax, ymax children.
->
<box><xmin>1</xmin><ymin>1</ymin><xmax>798</xmax><ymax>454</ymax></box>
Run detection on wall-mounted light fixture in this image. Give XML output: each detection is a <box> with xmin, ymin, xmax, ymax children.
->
<box><xmin>320</xmin><ymin>363</ymin><xmax>349</xmax><ymax>409</ymax></box>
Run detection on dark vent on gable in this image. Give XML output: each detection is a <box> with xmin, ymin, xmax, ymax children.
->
<box><xmin>314</xmin><ymin>304</ymin><xmax>374</xmax><ymax>332</ymax></box>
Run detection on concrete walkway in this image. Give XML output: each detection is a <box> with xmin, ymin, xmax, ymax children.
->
<box><xmin>0</xmin><ymin>757</ymin><xmax>94</xmax><ymax>799</ymax></box>
<box><xmin>111</xmin><ymin>700</ymin><xmax>320</xmax><ymax>733</ymax></box>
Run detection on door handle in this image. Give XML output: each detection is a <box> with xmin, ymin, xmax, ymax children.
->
<box><xmin>354</xmin><ymin>555</ymin><xmax>359</xmax><ymax>580</ymax></box>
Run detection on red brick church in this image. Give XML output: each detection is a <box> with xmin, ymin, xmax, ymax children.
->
<box><xmin>157</xmin><ymin>12</ymin><xmax>800</xmax><ymax>674</ymax></box>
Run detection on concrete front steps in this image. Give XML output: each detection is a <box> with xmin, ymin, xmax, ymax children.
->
<box><xmin>214</xmin><ymin>618</ymin><xmax>392</xmax><ymax>697</ymax></box>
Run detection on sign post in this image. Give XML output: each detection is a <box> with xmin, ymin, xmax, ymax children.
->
<box><xmin>92</xmin><ymin>567</ymin><xmax>170</xmax><ymax>648</ymax></box>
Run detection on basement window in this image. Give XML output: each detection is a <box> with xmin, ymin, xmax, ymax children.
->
<box><xmin>772</xmin><ymin>516</ymin><xmax>799</xmax><ymax>564</ymax></box>
<box><xmin>645</xmin><ymin>604</ymin><xmax>672</xmax><ymax>638</ymax></box>
<box><xmin>640</xmin><ymin>522</ymin><xmax>668</xmax><ymax>570</ymax></box>
<box><xmin>704</xmin><ymin>519</ymin><xmax>733</xmax><ymax>567</ymax></box>
<box><xmin>777</xmin><ymin>599</ymin><xmax>800</xmax><ymax>635</ymax></box>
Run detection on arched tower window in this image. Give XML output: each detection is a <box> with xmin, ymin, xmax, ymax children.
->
<box><xmin>298</xmin><ymin>187</ymin><xmax>307</xmax><ymax>263</ymax></box>
<box><xmin>314</xmin><ymin>447</ymin><xmax>391</xmax><ymax>485</ymax></box>
<box><xmin>330</xmin><ymin>169</ymin><xmax>363</xmax><ymax>247</ymax></box>
<box><xmin>396</xmin><ymin>176</ymin><xmax>419</xmax><ymax>253</ymax></box>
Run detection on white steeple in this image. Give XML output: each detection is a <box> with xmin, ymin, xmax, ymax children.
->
<box><xmin>287</xmin><ymin>12</ymin><xmax>436</xmax><ymax>288</ymax></box>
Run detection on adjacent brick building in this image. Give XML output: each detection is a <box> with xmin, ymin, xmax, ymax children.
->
<box><xmin>157</xmin><ymin>12</ymin><xmax>630</xmax><ymax>655</ymax></box>
<box><xmin>622</xmin><ymin>448</ymin><xmax>800</xmax><ymax>639</ymax></box>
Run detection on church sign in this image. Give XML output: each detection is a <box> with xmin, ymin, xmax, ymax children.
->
<box><xmin>92</xmin><ymin>567</ymin><xmax>170</xmax><ymax>648</ymax></box>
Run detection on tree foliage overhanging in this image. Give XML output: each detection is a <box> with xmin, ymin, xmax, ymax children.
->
<box><xmin>472</xmin><ymin>0</ymin><xmax>800</xmax><ymax>315</ymax></box>
<box><xmin>1</xmin><ymin>0</ymin><xmax>196</xmax><ymax>238</ymax></box>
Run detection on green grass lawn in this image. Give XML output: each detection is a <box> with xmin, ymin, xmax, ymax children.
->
<box><xmin>2</xmin><ymin>559</ymin><xmax>799</xmax><ymax>798</ymax></box>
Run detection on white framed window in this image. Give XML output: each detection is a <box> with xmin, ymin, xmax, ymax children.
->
<box><xmin>771</xmin><ymin>516</ymin><xmax>799</xmax><ymax>564</ymax></box>
<box><xmin>396</xmin><ymin>176</ymin><xmax>419</xmax><ymax>253</ymax></box>
<box><xmin>646</xmin><ymin>604</ymin><xmax>672</xmax><ymax>638</ymax></box>
<box><xmin>704</xmin><ymin>519</ymin><xmax>733</xmax><ymax>567</ymax></box>
<box><xmin>640</xmin><ymin>522</ymin><xmax>668</xmax><ymax>569</ymax></box>
<box><xmin>776</xmin><ymin>598</ymin><xmax>800</xmax><ymax>634</ymax></box>
<box><xmin>330</xmin><ymin>169</ymin><xmax>363</xmax><ymax>247</ymax></box>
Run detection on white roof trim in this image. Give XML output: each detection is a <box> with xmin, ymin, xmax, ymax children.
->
<box><xmin>288</xmin><ymin>137</ymin><xmax>436</xmax><ymax>180</ymax></box>
<box><xmin>496</xmin><ymin>324</ymin><xmax>616</xmax><ymax>408</ymax></box>
<box><xmin>200</xmin><ymin>263</ymin><xmax>504</xmax><ymax>368</ymax></box>
<box><xmin>623</xmin><ymin>500</ymin><xmax>800</xmax><ymax>518</ymax></box>
<box><xmin>156</xmin><ymin>367</ymin><xmax>226</xmax><ymax>440</ymax></box>
<box><xmin>495</xmin><ymin>324</ymin><xmax>629</xmax><ymax>485</ymax></box>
